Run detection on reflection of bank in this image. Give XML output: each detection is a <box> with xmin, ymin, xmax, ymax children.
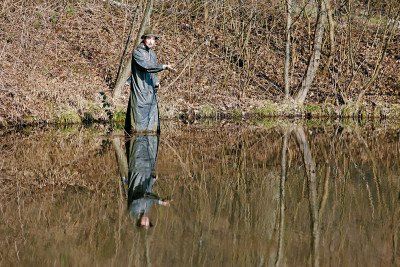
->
<box><xmin>113</xmin><ymin>134</ymin><xmax>170</xmax><ymax>229</ymax></box>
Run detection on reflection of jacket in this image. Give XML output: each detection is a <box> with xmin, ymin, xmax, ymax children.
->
<box><xmin>130</xmin><ymin>193</ymin><xmax>163</xmax><ymax>218</ymax></box>
<box><xmin>131</xmin><ymin>43</ymin><xmax>163</xmax><ymax>105</ymax></box>
<box><xmin>126</xmin><ymin>135</ymin><xmax>161</xmax><ymax>217</ymax></box>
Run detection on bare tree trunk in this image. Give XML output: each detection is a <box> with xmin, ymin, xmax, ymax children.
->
<box><xmin>295</xmin><ymin>0</ymin><xmax>327</xmax><ymax>105</ymax></box>
<box><xmin>324</xmin><ymin>0</ymin><xmax>335</xmax><ymax>71</ymax></box>
<box><xmin>323</xmin><ymin>0</ymin><xmax>346</xmax><ymax>105</ymax></box>
<box><xmin>284</xmin><ymin>0</ymin><xmax>293</xmax><ymax>98</ymax></box>
<box><xmin>112</xmin><ymin>0</ymin><xmax>154</xmax><ymax>100</ymax></box>
<box><xmin>114</xmin><ymin>9</ymin><xmax>139</xmax><ymax>87</ymax></box>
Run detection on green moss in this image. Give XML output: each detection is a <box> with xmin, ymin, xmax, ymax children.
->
<box><xmin>22</xmin><ymin>115</ymin><xmax>38</xmax><ymax>124</ymax></box>
<box><xmin>199</xmin><ymin>104</ymin><xmax>216</xmax><ymax>118</ymax></box>
<box><xmin>33</xmin><ymin>19</ymin><xmax>42</xmax><ymax>29</ymax></box>
<box><xmin>254</xmin><ymin>101</ymin><xmax>279</xmax><ymax>117</ymax></box>
<box><xmin>87</xmin><ymin>102</ymin><xmax>103</xmax><ymax>118</ymax></box>
<box><xmin>389</xmin><ymin>104</ymin><xmax>400</xmax><ymax>117</ymax></box>
<box><xmin>66</xmin><ymin>5</ymin><xmax>75</xmax><ymax>16</ymax></box>
<box><xmin>304</xmin><ymin>119</ymin><xmax>332</xmax><ymax>128</ymax></box>
<box><xmin>258</xmin><ymin>119</ymin><xmax>280</xmax><ymax>129</ymax></box>
<box><xmin>340</xmin><ymin>102</ymin><xmax>358</xmax><ymax>117</ymax></box>
<box><xmin>229</xmin><ymin>108</ymin><xmax>243</xmax><ymax>119</ymax></box>
<box><xmin>112</xmin><ymin>109</ymin><xmax>126</xmax><ymax>127</ymax></box>
<box><xmin>305</xmin><ymin>104</ymin><xmax>338</xmax><ymax>117</ymax></box>
<box><xmin>304</xmin><ymin>104</ymin><xmax>321</xmax><ymax>113</ymax></box>
<box><xmin>21</xmin><ymin>126</ymin><xmax>34</xmax><ymax>135</ymax></box>
<box><xmin>56</xmin><ymin>110</ymin><xmax>81</xmax><ymax>124</ymax></box>
<box><xmin>368</xmin><ymin>16</ymin><xmax>389</xmax><ymax>26</ymax></box>
<box><xmin>360</xmin><ymin>108</ymin><xmax>367</xmax><ymax>119</ymax></box>
<box><xmin>50</xmin><ymin>13</ymin><xmax>59</xmax><ymax>25</ymax></box>
<box><xmin>58</xmin><ymin>125</ymin><xmax>79</xmax><ymax>133</ymax></box>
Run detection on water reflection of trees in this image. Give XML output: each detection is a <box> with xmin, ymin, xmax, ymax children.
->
<box><xmin>155</xmin><ymin>123</ymin><xmax>400</xmax><ymax>266</ymax></box>
<box><xmin>0</xmin><ymin>123</ymin><xmax>399</xmax><ymax>265</ymax></box>
<box><xmin>274</xmin><ymin>124</ymin><xmax>400</xmax><ymax>266</ymax></box>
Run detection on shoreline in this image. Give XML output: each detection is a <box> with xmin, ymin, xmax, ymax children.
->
<box><xmin>1</xmin><ymin>101</ymin><xmax>399</xmax><ymax>129</ymax></box>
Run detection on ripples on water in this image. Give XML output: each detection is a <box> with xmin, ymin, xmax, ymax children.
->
<box><xmin>0</xmin><ymin>120</ymin><xmax>399</xmax><ymax>266</ymax></box>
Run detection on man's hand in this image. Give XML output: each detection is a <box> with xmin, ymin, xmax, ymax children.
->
<box><xmin>161</xmin><ymin>199</ymin><xmax>172</xmax><ymax>207</ymax></box>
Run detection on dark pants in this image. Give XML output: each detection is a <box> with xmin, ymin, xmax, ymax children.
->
<box><xmin>125</xmin><ymin>92</ymin><xmax>160</xmax><ymax>134</ymax></box>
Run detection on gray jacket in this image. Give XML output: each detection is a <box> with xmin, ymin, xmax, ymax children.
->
<box><xmin>131</xmin><ymin>43</ymin><xmax>164</xmax><ymax>105</ymax></box>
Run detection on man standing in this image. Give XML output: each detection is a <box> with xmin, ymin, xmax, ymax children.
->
<box><xmin>125</xmin><ymin>31</ymin><xmax>174</xmax><ymax>134</ymax></box>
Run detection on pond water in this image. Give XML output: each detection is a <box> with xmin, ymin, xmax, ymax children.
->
<box><xmin>0</xmin><ymin>119</ymin><xmax>399</xmax><ymax>266</ymax></box>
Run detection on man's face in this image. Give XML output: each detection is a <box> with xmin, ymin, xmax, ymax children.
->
<box><xmin>140</xmin><ymin>215</ymin><xmax>151</xmax><ymax>228</ymax></box>
<box><xmin>144</xmin><ymin>36</ymin><xmax>156</xmax><ymax>48</ymax></box>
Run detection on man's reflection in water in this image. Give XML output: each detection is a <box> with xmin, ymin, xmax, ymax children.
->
<box><xmin>125</xmin><ymin>135</ymin><xmax>170</xmax><ymax>229</ymax></box>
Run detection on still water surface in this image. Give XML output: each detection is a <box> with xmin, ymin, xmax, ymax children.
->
<box><xmin>0</xmin><ymin>120</ymin><xmax>399</xmax><ymax>266</ymax></box>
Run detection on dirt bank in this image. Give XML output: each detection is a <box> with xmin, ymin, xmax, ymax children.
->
<box><xmin>1</xmin><ymin>1</ymin><xmax>399</xmax><ymax>126</ymax></box>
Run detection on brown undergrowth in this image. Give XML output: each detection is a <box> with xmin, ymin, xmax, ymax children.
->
<box><xmin>0</xmin><ymin>0</ymin><xmax>399</xmax><ymax>126</ymax></box>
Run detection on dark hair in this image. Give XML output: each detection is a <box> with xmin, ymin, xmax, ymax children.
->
<box><xmin>136</xmin><ymin>220</ymin><xmax>154</xmax><ymax>228</ymax></box>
